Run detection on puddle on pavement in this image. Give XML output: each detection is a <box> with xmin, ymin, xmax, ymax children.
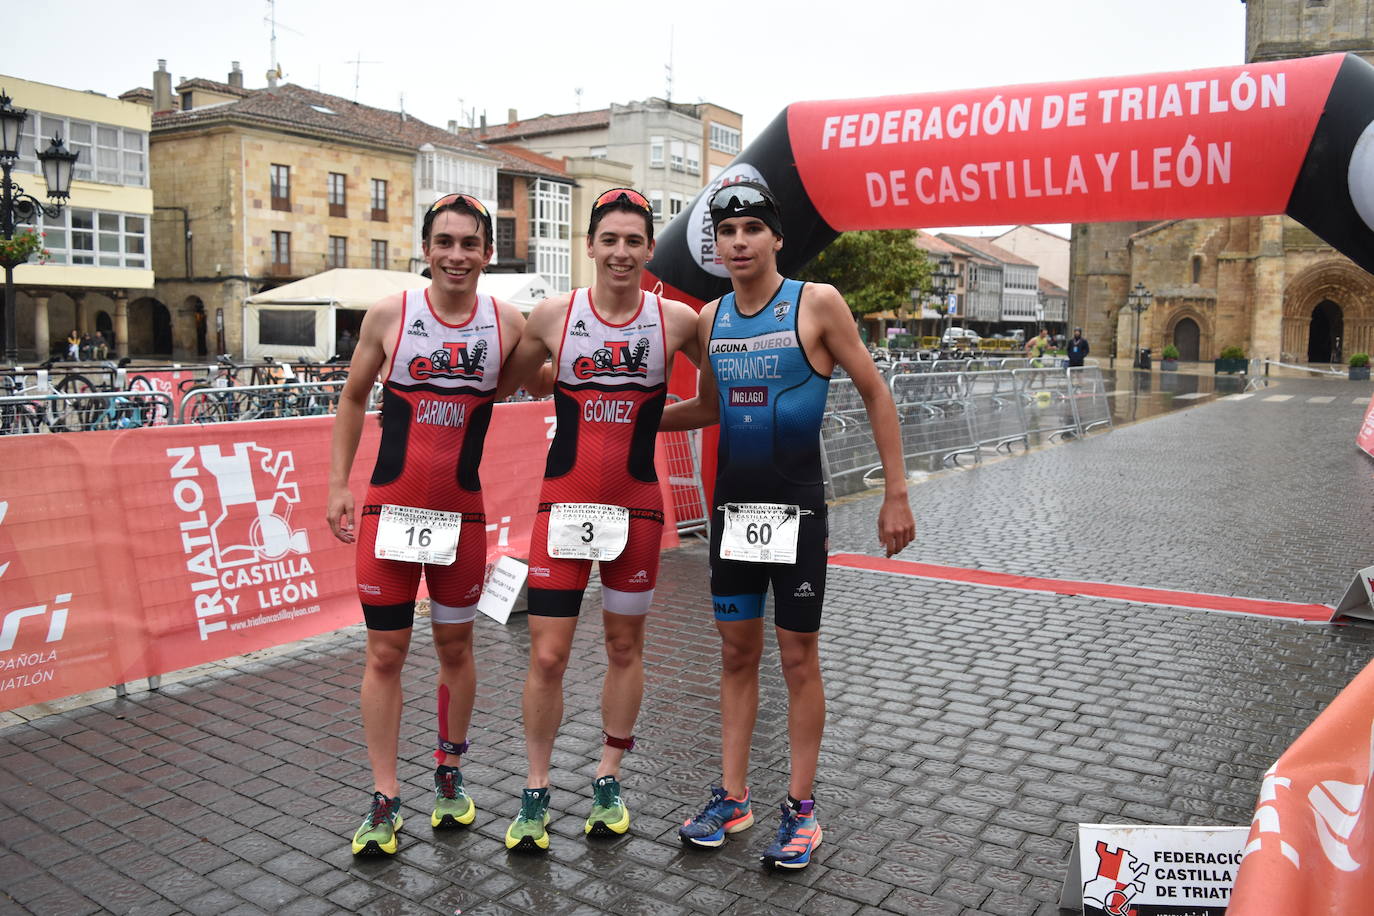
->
<box><xmin>1100</xmin><ymin>367</ymin><xmax>1248</xmax><ymax>425</ymax></box>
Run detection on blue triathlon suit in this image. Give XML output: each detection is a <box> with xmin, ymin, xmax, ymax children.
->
<box><xmin>707</xmin><ymin>278</ymin><xmax>831</xmax><ymax>633</ymax></box>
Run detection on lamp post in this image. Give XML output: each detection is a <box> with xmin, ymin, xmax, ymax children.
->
<box><xmin>930</xmin><ymin>255</ymin><xmax>956</xmax><ymax>340</ymax></box>
<box><xmin>1</xmin><ymin>90</ymin><xmax>79</xmax><ymax>365</ymax></box>
<box><xmin>1127</xmin><ymin>281</ymin><xmax>1153</xmax><ymax>370</ymax></box>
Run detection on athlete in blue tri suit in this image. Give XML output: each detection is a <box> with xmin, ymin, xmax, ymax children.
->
<box><xmin>661</xmin><ymin>180</ymin><xmax>915</xmax><ymax>869</ymax></box>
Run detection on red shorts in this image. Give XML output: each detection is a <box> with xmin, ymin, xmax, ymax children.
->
<box><xmin>355</xmin><ymin>503</ymin><xmax>489</xmax><ymax>630</ymax></box>
<box><xmin>525</xmin><ymin>503</ymin><xmax>664</xmax><ymax>616</ymax></box>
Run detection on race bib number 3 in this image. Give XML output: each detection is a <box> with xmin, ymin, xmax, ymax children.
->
<box><xmin>548</xmin><ymin>503</ymin><xmax>630</xmax><ymax>561</ymax></box>
<box><xmin>719</xmin><ymin>503</ymin><xmax>800</xmax><ymax>564</ymax></box>
<box><xmin>374</xmin><ymin>505</ymin><xmax>462</xmax><ymax>565</ymax></box>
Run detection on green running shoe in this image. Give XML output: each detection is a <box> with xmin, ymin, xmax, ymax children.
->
<box><xmin>584</xmin><ymin>775</ymin><xmax>630</xmax><ymax>837</ymax></box>
<box><xmin>351</xmin><ymin>791</ymin><xmax>403</xmax><ymax>855</ymax></box>
<box><xmin>505</xmin><ymin>787</ymin><xmax>551</xmax><ymax>852</ymax></box>
<box><xmin>431</xmin><ymin>765</ymin><xmax>476</xmax><ymax>828</ymax></box>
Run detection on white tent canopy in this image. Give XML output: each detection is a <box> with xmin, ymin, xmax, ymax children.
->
<box><xmin>241</xmin><ymin>268</ymin><xmax>555</xmax><ymax>361</ymax></box>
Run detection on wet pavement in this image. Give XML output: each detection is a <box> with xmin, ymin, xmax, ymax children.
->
<box><xmin>1</xmin><ymin>374</ymin><xmax>1372</xmax><ymax>915</ymax></box>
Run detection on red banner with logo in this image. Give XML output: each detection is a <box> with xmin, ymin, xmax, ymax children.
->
<box><xmin>788</xmin><ymin>56</ymin><xmax>1342</xmax><ymax>230</ymax></box>
<box><xmin>0</xmin><ymin>402</ymin><xmax>678</xmax><ymax>711</ymax></box>
<box><xmin>1228</xmin><ymin>658</ymin><xmax>1374</xmax><ymax>914</ymax></box>
<box><xmin>1358</xmin><ymin>392</ymin><xmax>1374</xmax><ymax>458</ymax></box>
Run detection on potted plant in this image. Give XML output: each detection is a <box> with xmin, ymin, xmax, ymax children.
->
<box><xmin>1215</xmin><ymin>345</ymin><xmax>1247</xmax><ymax>374</ymax></box>
<box><xmin>1161</xmin><ymin>344</ymin><xmax>1180</xmax><ymax>371</ymax></box>
<box><xmin>1351</xmin><ymin>353</ymin><xmax>1371</xmax><ymax>381</ymax></box>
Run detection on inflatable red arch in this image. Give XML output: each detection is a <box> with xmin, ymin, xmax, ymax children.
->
<box><xmin>646</xmin><ymin>52</ymin><xmax>1374</xmax><ymax>307</ymax></box>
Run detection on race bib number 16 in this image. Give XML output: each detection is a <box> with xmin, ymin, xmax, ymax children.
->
<box><xmin>719</xmin><ymin>503</ymin><xmax>800</xmax><ymax>564</ymax></box>
<box><xmin>548</xmin><ymin>503</ymin><xmax>630</xmax><ymax>561</ymax></box>
<box><xmin>375</xmin><ymin>505</ymin><xmax>462</xmax><ymax>565</ymax></box>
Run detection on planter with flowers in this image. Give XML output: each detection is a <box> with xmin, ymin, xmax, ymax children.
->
<box><xmin>1351</xmin><ymin>353</ymin><xmax>1371</xmax><ymax>381</ymax></box>
<box><xmin>0</xmin><ymin>229</ymin><xmax>51</xmax><ymax>268</ymax></box>
<box><xmin>1160</xmin><ymin>344</ymin><xmax>1180</xmax><ymax>371</ymax></box>
<box><xmin>1215</xmin><ymin>345</ymin><xmax>1247</xmax><ymax>375</ymax></box>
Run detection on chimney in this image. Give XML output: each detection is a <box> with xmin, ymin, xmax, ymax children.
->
<box><xmin>228</xmin><ymin>61</ymin><xmax>243</xmax><ymax>88</ymax></box>
<box><xmin>480</xmin><ymin>113</ymin><xmax>487</xmax><ymax>129</ymax></box>
<box><xmin>447</xmin><ymin>119</ymin><xmax>458</xmax><ymax>133</ymax></box>
<box><xmin>153</xmin><ymin>59</ymin><xmax>173</xmax><ymax>112</ymax></box>
<box><xmin>507</xmin><ymin>108</ymin><xmax>518</xmax><ymax>125</ymax></box>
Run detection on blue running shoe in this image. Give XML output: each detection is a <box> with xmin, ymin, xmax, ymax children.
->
<box><xmin>678</xmin><ymin>786</ymin><xmax>753</xmax><ymax>848</ymax></box>
<box><xmin>761</xmin><ymin>800</ymin><xmax>822</xmax><ymax>869</ymax></box>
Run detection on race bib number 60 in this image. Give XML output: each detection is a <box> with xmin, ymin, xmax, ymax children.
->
<box><xmin>719</xmin><ymin>503</ymin><xmax>800</xmax><ymax>564</ymax></box>
<box><xmin>374</xmin><ymin>504</ymin><xmax>462</xmax><ymax>565</ymax></box>
<box><xmin>548</xmin><ymin>503</ymin><xmax>630</xmax><ymax>561</ymax></box>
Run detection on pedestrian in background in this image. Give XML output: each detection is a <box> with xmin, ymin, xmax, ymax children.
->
<box><xmin>1067</xmin><ymin>327</ymin><xmax>1090</xmax><ymax>367</ymax></box>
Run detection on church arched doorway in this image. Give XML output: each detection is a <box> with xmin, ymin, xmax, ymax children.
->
<box><xmin>1307</xmin><ymin>300</ymin><xmax>1343</xmax><ymax>363</ymax></box>
<box><xmin>1173</xmin><ymin>318</ymin><xmax>1200</xmax><ymax>362</ymax></box>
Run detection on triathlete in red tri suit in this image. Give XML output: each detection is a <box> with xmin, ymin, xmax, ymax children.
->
<box><xmin>327</xmin><ymin>194</ymin><xmax>524</xmax><ymax>856</ymax></box>
<box><xmin>497</xmin><ymin>189</ymin><xmax>700</xmax><ymax>851</ymax></box>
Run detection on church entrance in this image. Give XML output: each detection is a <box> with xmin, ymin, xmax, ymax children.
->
<box><xmin>1307</xmin><ymin>300</ymin><xmax>1343</xmax><ymax>364</ymax></box>
<box><xmin>1173</xmin><ymin>318</ymin><xmax>1200</xmax><ymax>361</ymax></box>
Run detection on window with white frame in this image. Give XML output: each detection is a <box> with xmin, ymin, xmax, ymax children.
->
<box><xmin>649</xmin><ymin>136</ymin><xmax>664</xmax><ymax>167</ymax></box>
<box><xmin>668</xmin><ymin>193</ymin><xmax>685</xmax><ymax>217</ymax></box>
<box><xmin>19</xmin><ymin>112</ymin><xmax>148</xmax><ymax>187</ymax></box>
<box><xmin>32</xmin><ymin>207</ymin><xmax>149</xmax><ymax>268</ymax></box>
<box><xmin>648</xmin><ymin>190</ymin><xmax>663</xmax><ymax>221</ymax></box>
<box><xmin>686</xmin><ymin>141</ymin><xmax>700</xmax><ymax>175</ymax></box>
<box><xmin>709</xmin><ymin>122</ymin><xmax>741</xmax><ymax>155</ymax></box>
<box><xmin>418</xmin><ymin>151</ymin><xmax>496</xmax><ymax>201</ymax></box>
<box><xmin>669</xmin><ymin>139</ymin><xmax>685</xmax><ymax>171</ymax></box>
<box><xmin>529</xmin><ymin>179</ymin><xmax>571</xmax><ymax>241</ymax></box>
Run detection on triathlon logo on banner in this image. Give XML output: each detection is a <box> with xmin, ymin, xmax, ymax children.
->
<box><xmin>687</xmin><ymin>164</ymin><xmax>767</xmax><ymax>278</ymax></box>
<box><xmin>165</xmin><ymin>442</ymin><xmax>317</xmax><ymax>641</ymax></box>
<box><xmin>0</xmin><ymin>500</ymin><xmax>69</xmax><ymax>695</ymax></box>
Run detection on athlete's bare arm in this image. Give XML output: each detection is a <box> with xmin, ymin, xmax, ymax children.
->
<box><xmin>494</xmin><ymin>299</ymin><xmax>527</xmax><ymax>366</ymax></box>
<box><xmin>809</xmin><ymin>283</ymin><xmax>916</xmax><ymax>557</ymax></box>
<box><xmin>495</xmin><ymin>294</ymin><xmax>569</xmax><ymax>400</ymax></box>
<box><xmin>659</xmin><ymin>300</ymin><xmax>722</xmax><ymax>432</ymax></box>
<box><xmin>327</xmin><ymin>293</ymin><xmax>402</xmax><ymax>543</ymax></box>
<box><xmin>660</xmin><ymin>297</ymin><xmax>703</xmax><ymax>368</ymax></box>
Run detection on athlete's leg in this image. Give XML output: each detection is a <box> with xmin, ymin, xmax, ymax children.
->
<box><xmin>597</xmin><ymin>610</ymin><xmax>646</xmax><ymax>779</ymax></box>
<box><xmin>717</xmin><ymin>617</ymin><xmax>765</xmax><ymax>799</ymax></box>
<box><xmin>431</xmin><ymin>620</ymin><xmax>475</xmax><ymax>767</ymax></box>
<box><xmin>361</xmin><ymin>626</ymin><xmax>412</xmax><ymax>798</ymax></box>
<box><xmin>775</xmin><ymin>626</ymin><xmax>824</xmax><ymax>801</ymax></box>
<box><xmin>522</xmin><ymin>614</ymin><xmax>580</xmax><ymax>787</ymax></box>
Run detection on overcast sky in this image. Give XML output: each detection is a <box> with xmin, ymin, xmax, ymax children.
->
<box><xmin>7</xmin><ymin>0</ymin><xmax>1248</xmax><ymax>235</ymax></box>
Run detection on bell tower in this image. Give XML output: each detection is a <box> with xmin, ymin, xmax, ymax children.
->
<box><xmin>1244</xmin><ymin>0</ymin><xmax>1374</xmax><ymax>64</ymax></box>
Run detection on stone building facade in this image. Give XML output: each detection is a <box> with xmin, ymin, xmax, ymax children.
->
<box><xmin>1070</xmin><ymin>0</ymin><xmax>1374</xmax><ymax>364</ymax></box>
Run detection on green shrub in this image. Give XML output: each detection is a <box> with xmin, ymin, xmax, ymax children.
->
<box><xmin>1161</xmin><ymin>344</ymin><xmax>1180</xmax><ymax>360</ymax></box>
<box><xmin>1218</xmin><ymin>345</ymin><xmax>1246</xmax><ymax>360</ymax></box>
<box><xmin>1351</xmin><ymin>353</ymin><xmax>1370</xmax><ymax>368</ymax></box>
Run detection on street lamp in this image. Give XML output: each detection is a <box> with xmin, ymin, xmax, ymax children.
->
<box><xmin>930</xmin><ymin>255</ymin><xmax>956</xmax><ymax>339</ymax></box>
<box><xmin>1127</xmin><ymin>281</ymin><xmax>1153</xmax><ymax>370</ymax></box>
<box><xmin>1</xmin><ymin>90</ymin><xmax>79</xmax><ymax>364</ymax></box>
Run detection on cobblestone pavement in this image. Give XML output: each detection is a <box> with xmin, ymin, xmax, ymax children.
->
<box><xmin>1</xmin><ymin>377</ymin><xmax>1371</xmax><ymax>915</ymax></box>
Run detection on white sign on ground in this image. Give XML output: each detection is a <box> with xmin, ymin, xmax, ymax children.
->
<box><xmin>477</xmin><ymin>555</ymin><xmax>528</xmax><ymax>625</ymax></box>
<box><xmin>1059</xmin><ymin>824</ymin><xmax>1248</xmax><ymax>915</ymax></box>
<box><xmin>1331</xmin><ymin>564</ymin><xmax>1374</xmax><ymax>623</ymax></box>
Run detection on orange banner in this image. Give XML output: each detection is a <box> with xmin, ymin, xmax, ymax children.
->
<box><xmin>1228</xmin><ymin>658</ymin><xmax>1374</xmax><ymax>914</ymax></box>
<box><xmin>0</xmin><ymin>401</ymin><xmax>678</xmax><ymax>711</ymax></box>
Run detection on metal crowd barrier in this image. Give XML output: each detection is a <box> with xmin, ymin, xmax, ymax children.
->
<box><xmin>820</xmin><ymin>366</ymin><xmax>1113</xmax><ymax>496</ymax></box>
<box><xmin>1011</xmin><ymin>367</ymin><xmax>1080</xmax><ymax>442</ymax></box>
<box><xmin>888</xmin><ymin>371</ymin><xmax>978</xmax><ymax>477</ymax></box>
<box><xmin>179</xmin><ymin>380</ymin><xmax>353</xmax><ymax>424</ymax></box>
<box><xmin>662</xmin><ymin>395</ymin><xmax>709</xmax><ymax>537</ymax></box>
<box><xmin>820</xmin><ymin>377</ymin><xmax>884</xmax><ymax>498</ymax></box>
<box><xmin>1066</xmin><ymin>366</ymin><xmax>1113</xmax><ymax>434</ymax></box>
<box><xmin>962</xmin><ymin>370</ymin><xmax>1031</xmax><ymax>455</ymax></box>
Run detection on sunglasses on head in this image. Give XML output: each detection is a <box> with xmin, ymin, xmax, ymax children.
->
<box><xmin>709</xmin><ymin>183</ymin><xmax>777</xmax><ymax>214</ymax></box>
<box><xmin>427</xmin><ymin>193</ymin><xmax>490</xmax><ymax>218</ymax></box>
<box><xmin>592</xmin><ymin>188</ymin><xmax>653</xmax><ymax>214</ymax></box>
